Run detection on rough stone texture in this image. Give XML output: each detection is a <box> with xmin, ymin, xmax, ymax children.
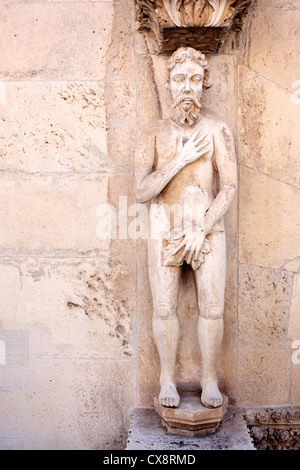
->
<box><xmin>288</xmin><ymin>273</ymin><xmax>300</xmax><ymax>345</ymax></box>
<box><xmin>238</xmin><ymin>350</ymin><xmax>290</xmax><ymax>406</ymax></box>
<box><xmin>126</xmin><ymin>407</ymin><xmax>255</xmax><ymax>450</ymax></box>
<box><xmin>0</xmin><ymin>174</ymin><xmax>109</xmax><ymax>254</ymax></box>
<box><xmin>0</xmin><ymin>257</ymin><xmax>136</xmax><ymax>358</ymax></box>
<box><xmin>0</xmin><ymin>0</ymin><xmax>299</xmax><ymax>450</ymax></box>
<box><xmin>289</xmin><ymin>273</ymin><xmax>300</xmax><ymax>406</ymax></box>
<box><xmin>238</xmin><ymin>66</ymin><xmax>300</xmax><ymax>188</ymax></box>
<box><xmin>0</xmin><ymin>3</ymin><xmax>135</xmax><ymax>81</ymax></box>
<box><xmin>236</xmin><ymin>0</ymin><xmax>300</xmax><ymax>410</ymax></box>
<box><xmin>0</xmin><ymin>81</ymin><xmax>136</xmax><ymax>174</ymax></box>
<box><xmin>253</xmin><ymin>0</ymin><xmax>300</xmax><ymax>9</ymax></box>
<box><xmin>239</xmin><ymin>166</ymin><xmax>300</xmax><ymax>270</ymax></box>
<box><xmin>154</xmin><ymin>392</ymin><xmax>228</xmax><ymax>436</ymax></box>
<box><xmin>0</xmin><ymin>0</ymin><xmax>138</xmax><ymax>450</ymax></box>
<box><xmin>0</xmin><ymin>359</ymin><xmax>136</xmax><ymax>450</ymax></box>
<box><xmin>246</xmin><ymin>11</ymin><xmax>300</xmax><ymax>92</ymax></box>
<box><xmin>238</xmin><ymin>264</ymin><xmax>293</xmax><ymax>349</ymax></box>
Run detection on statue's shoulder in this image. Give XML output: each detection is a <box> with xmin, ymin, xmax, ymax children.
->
<box><xmin>201</xmin><ymin>115</ymin><xmax>230</xmax><ymax>133</ymax></box>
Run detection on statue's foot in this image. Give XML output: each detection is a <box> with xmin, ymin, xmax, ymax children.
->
<box><xmin>158</xmin><ymin>382</ymin><xmax>180</xmax><ymax>408</ymax></box>
<box><xmin>201</xmin><ymin>381</ymin><xmax>223</xmax><ymax>408</ymax></box>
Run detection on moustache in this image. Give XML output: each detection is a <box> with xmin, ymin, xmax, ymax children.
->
<box><xmin>172</xmin><ymin>92</ymin><xmax>201</xmax><ymax>109</ymax></box>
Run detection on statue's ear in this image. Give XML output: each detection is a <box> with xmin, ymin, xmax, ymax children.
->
<box><xmin>203</xmin><ymin>77</ymin><xmax>213</xmax><ymax>89</ymax></box>
<box><xmin>203</xmin><ymin>71</ymin><xmax>213</xmax><ymax>89</ymax></box>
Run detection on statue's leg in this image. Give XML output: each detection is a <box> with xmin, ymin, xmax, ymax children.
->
<box><xmin>193</xmin><ymin>231</ymin><xmax>226</xmax><ymax>408</ymax></box>
<box><xmin>148</xmin><ymin>237</ymin><xmax>182</xmax><ymax>408</ymax></box>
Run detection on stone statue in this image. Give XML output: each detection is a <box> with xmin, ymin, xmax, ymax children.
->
<box><xmin>135</xmin><ymin>47</ymin><xmax>237</xmax><ymax>409</ymax></box>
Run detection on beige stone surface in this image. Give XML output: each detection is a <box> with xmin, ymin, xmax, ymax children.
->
<box><xmin>288</xmin><ymin>273</ymin><xmax>300</xmax><ymax>344</ymax></box>
<box><xmin>0</xmin><ymin>81</ymin><xmax>135</xmax><ymax>174</ymax></box>
<box><xmin>291</xmin><ymin>364</ymin><xmax>300</xmax><ymax>406</ymax></box>
<box><xmin>0</xmin><ymin>175</ymin><xmax>108</xmax><ymax>253</ymax></box>
<box><xmin>253</xmin><ymin>0</ymin><xmax>300</xmax><ymax>11</ymax></box>
<box><xmin>238</xmin><ymin>264</ymin><xmax>293</xmax><ymax>349</ymax></box>
<box><xmin>246</xmin><ymin>11</ymin><xmax>300</xmax><ymax>92</ymax></box>
<box><xmin>238</xmin><ymin>350</ymin><xmax>290</xmax><ymax>406</ymax></box>
<box><xmin>0</xmin><ymin>2</ymin><xmax>134</xmax><ymax>81</ymax></box>
<box><xmin>154</xmin><ymin>392</ymin><xmax>228</xmax><ymax>436</ymax></box>
<box><xmin>0</xmin><ymin>0</ymin><xmax>298</xmax><ymax>451</ymax></box>
<box><xmin>0</xmin><ymin>257</ymin><xmax>136</xmax><ymax>358</ymax></box>
<box><xmin>0</xmin><ymin>359</ymin><xmax>136</xmax><ymax>449</ymax></box>
<box><xmin>239</xmin><ymin>166</ymin><xmax>300</xmax><ymax>269</ymax></box>
<box><xmin>238</xmin><ymin>66</ymin><xmax>300</xmax><ymax>188</ymax></box>
<box><xmin>0</xmin><ymin>173</ymin><xmax>134</xmax><ymax>254</ymax></box>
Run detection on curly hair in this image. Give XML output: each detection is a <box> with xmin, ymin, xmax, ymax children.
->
<box><xmin>164</xmin><ymin>47</ymin><xmax>212</xmax><ymax>90</ymax></box>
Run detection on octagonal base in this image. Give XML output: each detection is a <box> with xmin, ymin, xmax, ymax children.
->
<box><xmin>154</xmin><ymin>390</ymin><xmax>228</xmax><ymax>437</ymax></box>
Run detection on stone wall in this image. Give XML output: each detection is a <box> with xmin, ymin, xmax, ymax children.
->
<box><xmin>0</xmin><ymin>0</ymin><xmax>299</xmax><ymax>450</ymax></box>
<box><xmin>0</xmin><ymin>0</ymin><xmax>138</xmax><ymax>450</ymax></box>
<box><xmin>237</xmin><ymin>0</ymin><xmax>300</xmax><ymax>407</ymax></box>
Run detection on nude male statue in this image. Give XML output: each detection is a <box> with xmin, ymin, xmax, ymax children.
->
<box><xmin>135</xmin><ymin>47</ymin><xmax>237</xmax><ymax>408</ymax></box>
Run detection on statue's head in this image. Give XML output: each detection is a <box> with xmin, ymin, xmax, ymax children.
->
<box><xmin>164</xmin><ymin>47</ymin><xmax>212</xmax><ymax>126</ymax></box>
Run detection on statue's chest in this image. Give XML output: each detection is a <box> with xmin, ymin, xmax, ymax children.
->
<box><xmin>154</xmin><ymin>124</ymin><xmax>214</xmax><ymax>171</ymax></box>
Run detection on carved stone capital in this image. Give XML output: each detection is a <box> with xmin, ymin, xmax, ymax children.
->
<box><xmin>134</xmin><ymin>0</ymin><xmax>253</xmax><ymax>53</ymax></box>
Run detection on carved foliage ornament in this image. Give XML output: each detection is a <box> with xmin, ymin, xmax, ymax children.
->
<box><xmin>135</xmin><ymin>0</ymin><xmax>253</xmax><ymax>53</ymax></box>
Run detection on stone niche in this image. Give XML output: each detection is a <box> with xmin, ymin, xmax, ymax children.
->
<box><xmin>134</xmin><ymin>0</ymin><xmax>253</xmax><ymax>53</ymax></box>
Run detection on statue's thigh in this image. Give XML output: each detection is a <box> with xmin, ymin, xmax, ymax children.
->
<box><xmin>193</xmin><ymin>232</ymin><xmax>226</xmax><ymax>319</ymax></box>
<box><xmin>148</xmin><ymin>238</ymin><xmax>181</xmax><ymax>314</ymax></box>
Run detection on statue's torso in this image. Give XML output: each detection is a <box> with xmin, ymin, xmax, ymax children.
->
<box><xmin>153</xmin><ymin>116</ymin><xmax>221</xmax><ymax>230</ymax></box>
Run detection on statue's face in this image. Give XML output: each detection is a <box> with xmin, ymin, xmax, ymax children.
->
<box><xmin>170</xmin><ymin>60</ymin><xmax>204</xmax><ymax>109</ymax></box>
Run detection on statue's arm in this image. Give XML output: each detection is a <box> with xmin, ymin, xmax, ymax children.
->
<box><xmin>203</xmin><ymin>123</ymin><xmax>238</xmax><ymax>235</ymax></box>
<box><xmin>135</xmin><ymin>124</ymin><xmax>212</xmax><ymax>204</ymax></box>
<box><xmin>135</xmin><ymin>125</ymin><xmax>185</xmax><ymax>204</ymax></box>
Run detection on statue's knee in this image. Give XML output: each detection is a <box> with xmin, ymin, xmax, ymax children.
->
<box><xmin>154</xmin><ymin>304</ymin><xmax>177</xmax><ymax>320</ymax></box>
<box><xmin>198</xmin><ymin>304</ymin><xmax>223</xmax><ymax>320</ymax></box>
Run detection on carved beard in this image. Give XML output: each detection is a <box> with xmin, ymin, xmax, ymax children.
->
<box><xmin>172</xmin><ymin>93</ymin><xmax>202</xmax><ymax>126</ymax></box>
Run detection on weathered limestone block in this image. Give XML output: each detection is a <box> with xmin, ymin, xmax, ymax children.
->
<box><xmin>238</xmin><ymin>349</ymin><xmax>290</xmax><ymax>406</ymax></box>
<box><xmin>0</xmin><ymin>81</ymin><xmax>136</xmax><ymax>173</ymax></box>
<box><xmin>239</xmin><ymin>166</ymin><xmax>300</xmax><ymax>269</ymax></box>
<box><xmin>0</xmin><ymin>257</ymin><xmax>136</xmax><ymax>358</ymax></box>
<box><xmin>246</xmin><ymin>10</ymin><xmax>300</xmax><ymax>91</ymax></box>
<box><xmin>238</xmin><ymin>264</ymin><xmax>293</xmax><ymax>349</ymax></box>
<box><xmin>0</xmin><ymin>359</ymin><xmax>136</xmax><ymax>450</ymax></box>
<box><xmin>0</xmin><ymin>175</ymin><xmax>108</xmax><ymax>253</ymax></box>
<box><xmin>253</xmin><ymin>0</ymin><xmax>300</xmax><ymax>10</ymax></box>
<box><xmin>238</xmin><ymin>66</ymin><xmax>300</xmax><ymax>188</ymax></box>
<box><xmin>288</xmin><ymin>273</ymin><xmax>300</xmax><ymax>345</ymax></box>
<box><xmin>0</xmin><ymin>2</ymin><xmax>135</xmax><ymax>80</ymax></box>
<box><xmin>288</xmin><ymin>273</ymin><xmax>300</xmax><ymax>405</ymax></box>
<box><xmin>0</xmin><ymin>173</ymin><xmax>135</xmax><ymax>254</ymax></box>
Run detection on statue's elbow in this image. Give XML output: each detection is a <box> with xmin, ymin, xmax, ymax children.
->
<box><xmin>224</xmin><ymin>182</ymin><xmax>237</xmax><ymax>204</ymax></box>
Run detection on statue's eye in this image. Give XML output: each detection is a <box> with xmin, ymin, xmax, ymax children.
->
<box><xmin>173</xmin><ymin>75</ymin><xmax>184</xmax><ymax>82</ymax></box>
<box><xmin>191</xmin><ymin>76</ymin><xmax>203</xmax><ymax>83</ymax></box>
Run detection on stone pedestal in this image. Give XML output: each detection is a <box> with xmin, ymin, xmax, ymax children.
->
<box><xmin>126</xmin><ymin>407</ymin><xmax>255</xmax><ymax>450</ymax></box>
<box><xmin>154</xmin><ymin>390</ymin><xmax>228</xmax><ymax>437</ymax></box>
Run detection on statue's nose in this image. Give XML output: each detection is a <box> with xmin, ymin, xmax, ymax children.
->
<box><xmin>183</xmin><ymin>79</ymin><xmax>192</xmax><ymax>93</ymax></box>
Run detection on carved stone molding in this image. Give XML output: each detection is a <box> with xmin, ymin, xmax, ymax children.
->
<box><xmin>244</xmin><ymin>408</ymin><xmax>300</xmax><ymax>450</ymax></box>
<box><xmin>135</xmin><ymin>0</ymin><xmax>253</xmax><ymax>53</ymax></box>
<box><xmin>244</xmin><ymin>408</ymin><xmax>300</xmax><ymax>427</ymax></box>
